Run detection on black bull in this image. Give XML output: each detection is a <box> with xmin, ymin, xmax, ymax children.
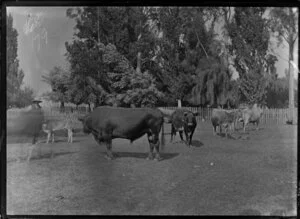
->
<box><xmin>170</xmin><ymin>109</ymin><xmax>199</xmax><ymax>146</ymax></box>
<box><xmin>78</xmin><ymin>106</ymin><xmax>165</xmax><ymax>161</ymax></box>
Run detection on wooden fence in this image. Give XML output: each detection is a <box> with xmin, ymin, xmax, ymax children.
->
<box><xmin>160</xmin><ymin>107</ymin><xmax>298</xmax><ymax>125</ymax></box>
<box><xmin>7</xmin><ymin>104</ymin><xmax>298</xmax><ymax>125</ymax></box>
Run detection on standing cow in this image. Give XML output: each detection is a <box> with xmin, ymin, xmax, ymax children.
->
<box><xmin>78</xmin><ymin>106</ymin><xmax>165</xmax><ymax>161</ymax></box>
<box><xmin>239</xmin><ymin>103</ymin><xmax>264</xmax><ymax>132</ymax></box>
<box><xmin>169</xmin><ymin>109</ymin><xmax>199</xmax><ymax>147</ymax></box>
<box><xmin>42</xmin><ymin>119</ymin><xmax>74</xmax><ymax>144</ymax></box>
<box><xmin>211</xmin><ymin>108</ymin><xmax>239</xmax><ymax>138</ymax></box>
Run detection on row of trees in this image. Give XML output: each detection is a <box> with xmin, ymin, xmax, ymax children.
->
<box><xmin>7</xmin><ymin>14</ymin><xmax>35</xmax><ymax>108</ymax></box>
<box><xmin>6</xmin><ymin>7</ymin><xmax>297</xmax><ymax>111</ymax></box>
<box><xmin>42</xmin><ymin>7</ymin><xmax>297</xmax><ymax>111</ymax></box>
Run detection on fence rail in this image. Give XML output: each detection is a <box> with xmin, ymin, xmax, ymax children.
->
<box><xmin>160</xmin><ymin>107</ymin><xmax>298</xmax><ymax>125</ymax></box>
<box><xmin>7</xmin><ymin>105</ymin><xmax>298</xmax><ymax>125</ymax></box>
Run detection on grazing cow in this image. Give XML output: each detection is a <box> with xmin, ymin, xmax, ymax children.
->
<box><xmin>169</xmin><ymin>109</ymin><xmax>199</xmax><ymax>146</ymax></box>
<box><xmin>211</xmin><ymin>109</ymin><xmax>239</xmax><ymax>137</ymax></box>
<box><xmin>7</xmin><ymin>100</ymin><xmax>44</xmax><ymax>161</ymax></box>
<box><xmin>78</xmin><ymin>106</ymin><xmax>165</xmax><ymax>161</ymax></box>
<box><xmin>239</xmin><ymin>103</ymin><xmax>264</xmax><ymax>132</ymax></box>
<box><xmin>42</xmin><ymin>120</ymin><xmax>73</xmax><ymax>143</ymax></box>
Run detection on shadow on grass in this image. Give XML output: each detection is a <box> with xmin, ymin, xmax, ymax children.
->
<box><xmin>45</xmin><ymin>139</ymin><xmax>81</xmax><ymax>143</ymax></box>
<box><xmin>191</xmin><ymin>140</ymin><xmax>204</xmax><ymax>147</ymax></box>
<box><xmin>235</xmin><ymin>126</ymin><xmax>265</xmax><ymax>132</ymax></box>
<box><xmin>12</xmin><ymin>151</ymin><xmax>78</xmax><ymax>162</ymax></box>
<box><xmin>170</xmin><ymin>140</ymin><xmax>204</xmax><ymax>147</ymax></box>
<box><xmin>216</xmin><ymin>133</ymin><xmax>228</xmax><ymax>138</ymax></box>
<box><xmin>216</xmin><ymin>132</ymin><xmax>250</xmax><ymax>140</ymax></box>
<box><xmin>101</xmin><ymin>151</ymin><xmax>179</xmax><ymax>160</ymax></box>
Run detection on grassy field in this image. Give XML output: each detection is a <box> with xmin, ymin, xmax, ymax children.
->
<box><xmin>6</xmin><ymin>121</ymin><xmax>297</xmax><ymax>216</ymax></box>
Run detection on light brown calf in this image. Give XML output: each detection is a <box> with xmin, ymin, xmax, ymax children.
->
<box><xmin>42</xmin><ymin>120</ymin><xmax>73</xmax><ymax>143</ymax></box>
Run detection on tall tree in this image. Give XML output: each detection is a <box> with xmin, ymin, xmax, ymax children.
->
<box><xmin>102</xmin><ymin>43</ymin><xmax>163</xmax><ymax>107</ymax></box>
<box><xmin>7</xmin><ymin>13</ymin><xmax>20</xmax><ymax>107</ymax></box>
<box><xmin>269</xmin><ymin>7</ymin><xmax>298</xmax><ymax>123</ymax></box>
<box><xmin>227</xmin><ymin>7</ymin><xmax>272</xmax><ymax>105</ymax></box>
<box><xmin>165</xmin><ymin>7</ymin><xmax>235</xmax><ymax>107</ymax></box>
<box><xmin>148</xmin><ymin>7</ymin><xmax>206</xmax><ymax>105</ymax></box>
<box><xmin>42</xmin><ymin>66</ymin><xmax>71</xmax><ymax>112</ymax></box>
<box><xmin>7</xmin><ymin>14</ymin><xmax>34</xmax><ymax>108</ymax></box>
<box><xmin>65</xmin><ymin>7</ymin><xmax>159</xmax><ymax>107</ymax></box>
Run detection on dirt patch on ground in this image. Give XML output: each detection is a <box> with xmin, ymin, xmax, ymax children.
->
<box><xmin>6</xmin><ymin>122</ymin><xmax>297</xmax><ymax>215</ymax></box>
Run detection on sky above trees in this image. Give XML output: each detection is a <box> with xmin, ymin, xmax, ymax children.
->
<box><xmin>7</xmin><ymin>6</ymin><xmax>298</xmax><ymax>97</ymax></box>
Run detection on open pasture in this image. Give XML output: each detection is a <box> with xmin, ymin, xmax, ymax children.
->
<box><xmin>6</xmin><ymin>121</ymin><xmax>297</xmax><ymax>216</ymax></box>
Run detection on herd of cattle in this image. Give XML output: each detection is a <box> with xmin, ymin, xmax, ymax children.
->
<box><xmin>211</xmin><ymin>103</ymin><xmax>264</xmax><ymax>137</ymax></box>
<box><xmin>7</xmin><ymin>100</ymin><xmax>265</xmax><ymax>162</ymax></box>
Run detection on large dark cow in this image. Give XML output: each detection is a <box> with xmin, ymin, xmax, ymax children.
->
<box><xmin>239</xmin><ymin>103</ymin><xmax>264</xmax><ymax>132</ymax></box>
<box><xmin>7</xmin><ymin>100</ymin><xmax>44</xmax><ymax>161</ymax></box>
<box><xmin>78</xmin><ymin>106</ymin><xmax>165</xmax><ymax>161</ymax></box>
<box><xmin>169</xmin><ymin>109</ymin><xmax>199</xmax><ymax>147</ymax></box>
<box><xmin>211</xmin><ymin>108</ymin><xmax>240</xmax><ymax>137</ymax></box>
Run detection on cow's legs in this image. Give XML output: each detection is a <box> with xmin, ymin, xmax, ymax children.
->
<box><xmin>188</xmin><ymin>129</ymin><xmax>195</xmax><ymax>146</ymax></box>
<box><xmin>49</xmin><ymin>132</ymin><xmax>54</xmax><ymax>158</ymax></box>
<box><xmin>93</xmin><ymin>133</ymin><xmax>114</xmax><ymax>160</ymax></box>
<box><xmin>225</xmin><ymin>126</ymin><xmax>228</xmax><ymax>138</ymax></box>
<box><xmin>170</xmin><ymin>125</ymin><xmax>176</xmax><ymax>143</ymax></box>
<box><xmin>51</xmin><ymin>132</ymin><xmax>55</xmax><ymax>143</ymax></box>
<box><xmin>213</xmin><ymin>125</ymin><xmax>217</xmax><ymax>135</ymax></box>
<box><xmin>184</xmin><ymin>129</ymin><xmax>189</xmax><ymax>146</ymax></box>
<box><xmin>147</xmin><ymin>133</ymin><xmax>155</xmax><ymax>160</ymax></box>
<box><xmin>179</xmin><ymin>130</ymin><xmax>184</xmax><ymax>142</ymax></box>
<box><xmin>46</xmin><ymin>131</ymin><xmax>51</xmax><ymax>144</ymax></box>
<box><xmin>223</xmin><ymin>124</ymin><xmax>229</xmax><ymax>138</ymax></box>
<box><xmin>147</xmin><ymin>132</ymin><xmax>161</xmax><ymax>161</ymax></box>
<box><xmin>255</xmin><ymin>121</ymin><xmax>259</xmax><ymax>131</ymax></box>
<box><xmin>105</xmin><ymin>139</ymin><xmax>114</xmax><ymax>160</ymax></box>
<box><xmin>153</xmin><ymin>134</ymin><xmax>161</xmax><ymax>161</ymax></box>
<box><xmin>184</xmin><ymin>128</ymin><xmax>194</xmax><ymax>146</ymax></box>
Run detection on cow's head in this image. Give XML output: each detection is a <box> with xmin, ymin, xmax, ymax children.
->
<box><xmin>235</xmin><ymin>109</ymin><xmax>243</xmax><ymax>119</ymax></box>
<box><xmin>183</xmin><ymin>111</ymin><xmax>198</xmax><ymax>132</ymax></box>
<box><xmin>78</xmin><ymin>115</ymin><xmax>92</xmax><ymax>134</ymax></box>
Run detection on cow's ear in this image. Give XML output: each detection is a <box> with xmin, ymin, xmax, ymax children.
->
<box><xmin>193</xmin><ymin>112</ymin><xmax>200</xmax><ymax>117</ymax></box>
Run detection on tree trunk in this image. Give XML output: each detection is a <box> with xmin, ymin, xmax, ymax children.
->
<box><xmin>177</xmin><ymin>99</ymin><xmax>182</xmax><ymax>108</ymax></box>
<box><xmin>136</xmin><ymin>52</ymin><xmax>141</xmax><ymax>74</ymax></box>
<box><xmin>288</xmin><ymin>41</ymin><xmax>295</xmax><ymax>124</ymax></box>
<box><xmin>97</xmin><ymin>7</ymin><xmax>100</xmax><ymax>43</ymax></box>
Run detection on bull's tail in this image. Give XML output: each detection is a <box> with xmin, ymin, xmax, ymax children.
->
<box><xmin>160</xmin><ymin>121</ymin><xmax>165</xmax><ymax>151</ymax></box>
